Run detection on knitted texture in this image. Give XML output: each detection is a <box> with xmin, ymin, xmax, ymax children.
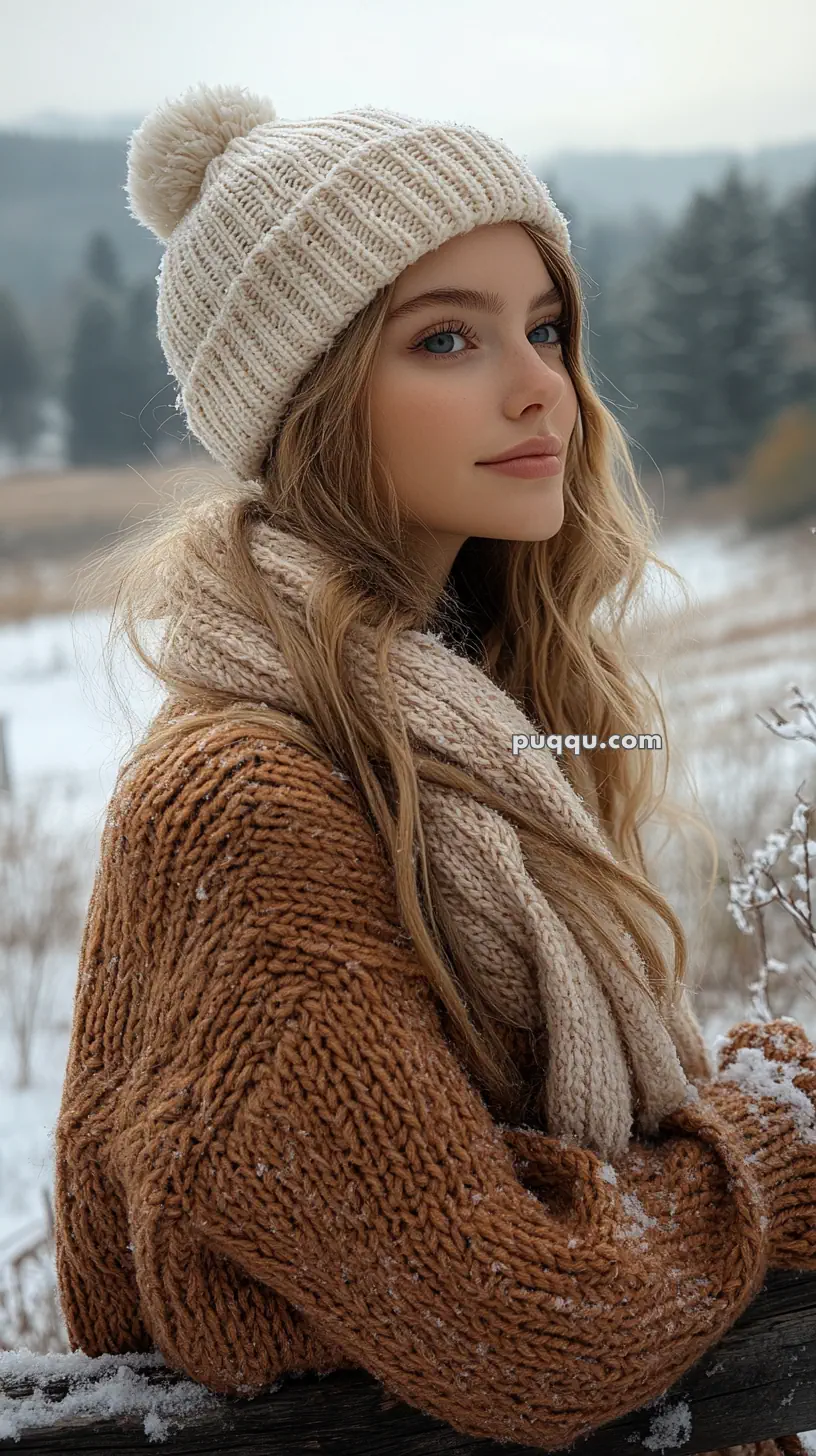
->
<box><xmin>154</xmin><ymin>499</ymin><xmax>712</xmax><ymax>1163</ymax></box>
<box><xmin>53</xmin><ymin>722</ymin><xmax>816</xmax><ymax>1451</ymax></box>
<box><xmin>698</xmin><ymin>1019</ymin><xmax>816</xmax><ymax>1268</ymax></box>
<box><xmin>124</xmin><ymin>80</ymin><xmax>571</xmax><ymax>482</ymax></box>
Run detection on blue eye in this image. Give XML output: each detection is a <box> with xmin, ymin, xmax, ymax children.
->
<box><xmin>411</xmin><ymin>317</ymin><xmax>567</xmax><ymax>359</ymax></box>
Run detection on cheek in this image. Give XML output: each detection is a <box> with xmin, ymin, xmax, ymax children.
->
<box><xmin>370</xmin><ymin>361</ymin><xmax>475</xmax><ymax>455</ymax></box>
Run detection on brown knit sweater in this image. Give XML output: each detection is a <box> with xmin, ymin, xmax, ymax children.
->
<box><xmin>53</xmin><ymin>718</ymin><xmax>816</xmax><ymax>1453</ymax></box>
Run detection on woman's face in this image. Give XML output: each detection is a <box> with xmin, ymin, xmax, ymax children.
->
<box><xmin>369</xmin><ymin>221</ymin><xmax>579</xmax><ymax>587</ymax></box>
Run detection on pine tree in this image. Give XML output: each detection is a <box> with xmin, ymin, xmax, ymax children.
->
<box><xmin>715</xmin><ymin>170</ymin><xmax>793</xmax><ymax>471</ymax></box>
<box><xmin>63</xmin><ymin>233</ymin><xmax>132</xmax><ymax>465</ymax></box>
<box><xmin>63</xmin><ymin>294</ymin><xmax>128</xmax><ymax>465</ymax></box>
<box><xmin>62</xmin><ymin>230</ymin><xmax>185</xmax><ymax>467</ymax></box>
<box><xmin>576</xmin><ymin>209</ymin><xmax>666</xmax><ymax>418</ymax></box>
<box><xmin>608</xmin><ymin>166</ymin><xmax>794</xmax><ymax>490</ymax></box>
<box><xmin>0</xmin><ymin>288</ymin><xmax>42</xmax><ymax>459</ymax></box>
<box><xmin>776</xmin><ymin>172</ymin><xmax>816</xmax><ymax>324</ymax></box>
<box><xmin>85</xmin><ymin>232</ymin><xmax>122</xmax><ymax>292</ymax></box>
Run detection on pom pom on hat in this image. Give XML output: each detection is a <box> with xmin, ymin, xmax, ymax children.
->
<box><xmin>125</xmin><ymin>81</ymin><xmax>278</xmax><ymax>241</ymax></box>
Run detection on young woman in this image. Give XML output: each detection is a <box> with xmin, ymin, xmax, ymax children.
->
<box><xmin>53</xmin><ymin>81</ymin><xmax>816</xmax><ymax>1454</ymax></box>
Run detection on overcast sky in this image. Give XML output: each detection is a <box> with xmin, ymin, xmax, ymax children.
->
<box><xmin>1</xmin><ymin>0</ymin><xmax>814</xmax><ymax>156</ymax></box>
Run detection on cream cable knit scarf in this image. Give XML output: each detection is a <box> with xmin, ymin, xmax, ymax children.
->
<box><xmin>158</xmin><ymin>504</ymin><xmax>713</xmax><ymax>1161</ymax></box>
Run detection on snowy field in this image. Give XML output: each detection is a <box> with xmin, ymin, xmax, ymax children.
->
<box><xmin>0</xmin><ymin>518</ymin><xmax>815</xmax><ymax>1382</ymax></box>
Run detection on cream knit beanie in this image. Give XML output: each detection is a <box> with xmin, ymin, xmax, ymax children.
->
<box><xmin>125</xmin><ymin>81</ymin><xmax>572</xmax><ymax>483</ymax></box>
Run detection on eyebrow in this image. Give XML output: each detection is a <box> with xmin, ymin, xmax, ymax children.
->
<box><xmin>385</xmin><ymin>284</ymin><xmax>564</xmax><ymax>324</ymax></box>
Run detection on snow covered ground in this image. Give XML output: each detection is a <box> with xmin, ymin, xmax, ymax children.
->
<box><xmin>0</xmin><ymin>611</ymin><xmax>164</xmax><ymax>1263</ymax></box>
<box><xmin>0</xmin><ymin>519</ymin><xmax>815</xmax><ymax>1380</ymax></box>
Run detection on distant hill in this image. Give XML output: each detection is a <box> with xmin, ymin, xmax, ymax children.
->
<box><xmin>538</xmin><ymin>139</ymin><xmax>816</xmax><ymax>226</ymax></box>
<box><xmin>4</xmin><ymin>109</ymin><xmax>147</xmax><ymax>140</ymax></box>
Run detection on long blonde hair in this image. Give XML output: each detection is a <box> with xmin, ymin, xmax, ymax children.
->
<box><xmin>81</xmin><ymin>221</ymin><xmax>718</xmax><ymax>1119</ymax></box>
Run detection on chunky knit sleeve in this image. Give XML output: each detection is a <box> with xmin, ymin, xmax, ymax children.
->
<box><xmin>56</xmin><ymin>720</ymin><xmax>816</xmax><ymax>1453</ymax></box>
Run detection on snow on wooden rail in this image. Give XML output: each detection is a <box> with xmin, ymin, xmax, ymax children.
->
<box><xmin>0</xmin><ymin>1269</ymin><xmax>815</xmax><ymax>1455</ymax></box>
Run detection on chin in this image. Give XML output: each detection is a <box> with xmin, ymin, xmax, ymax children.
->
<box><xmin>508</xmin><ymin>511</ymin><xmax>565</xmax><ymax>542</ymax></box>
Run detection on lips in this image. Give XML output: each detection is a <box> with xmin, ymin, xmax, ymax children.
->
<box><xmin>478</xmin><ymin>433</ymin><xmax>563</xmax><ymax>464</ymax></box>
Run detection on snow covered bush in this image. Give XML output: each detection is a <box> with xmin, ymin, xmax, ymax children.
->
<box><xmin>729</xmin><ymin>682</ymin><xmax>816</xmax><ymax>1022</ymax></box>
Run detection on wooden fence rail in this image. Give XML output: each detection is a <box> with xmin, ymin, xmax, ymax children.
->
<box><xmin>0</xmin><ymin>1268</ymin><xmax>815</xmax><ymax>1454</ymax></box>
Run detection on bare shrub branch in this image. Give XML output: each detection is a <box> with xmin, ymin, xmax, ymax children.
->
<box><xmin>729</xmin><ymin>684</ymin><xmax>816</xmax><ymax>1021</ymax></box>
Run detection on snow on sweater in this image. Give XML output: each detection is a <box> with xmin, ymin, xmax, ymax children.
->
<box><xmin>53</xmin><ymin>718</ymin><xmax>816</xmax><ymax>1452</ymax></box>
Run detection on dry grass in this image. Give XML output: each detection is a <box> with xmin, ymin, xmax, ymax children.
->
<box><xmin>0</xmin><ymin>462</ymin><xmax>229</xmax><ymax>624</ymax></box>
<box><xmin>641</xmin><ymin>470</ymin><xmax>753</xmax><ymax>533</ymax></box>
<box><xmin>0</xmin><ymin>461</ymin><xmax>222</xmax><ymax>533</ymax></box>
<box><xmin>0</xmin><ymin>557</ymin><xmax>106</xmax><ymax>623</ymax></box>
<box><xmin>631</xmin><ymin>530</ymin><xmax>816</xmax><ymax>1026</ymax></box>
